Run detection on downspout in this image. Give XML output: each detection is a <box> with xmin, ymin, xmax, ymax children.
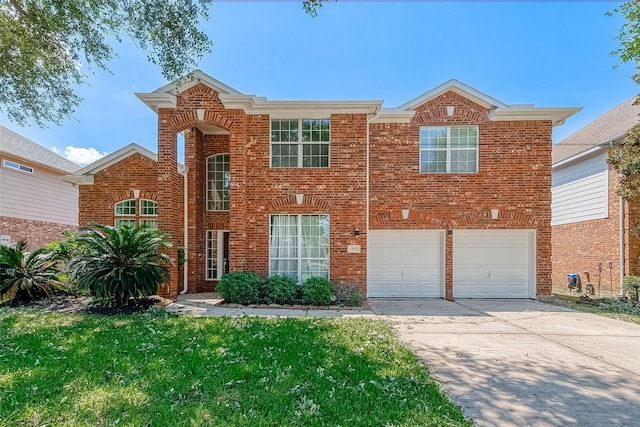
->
<box><xmin>179</xmin><ymin>161</ymin><xmax>189</xmax><ymax>295</ymax></box>
<box><xmin>620</xmin><ymin>196</ymin><xmax>625</xmax><ymax>295</ymax></box>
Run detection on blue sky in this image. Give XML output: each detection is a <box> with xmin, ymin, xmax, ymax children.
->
<box><xmin>1</xmin><ymin>1</ymin><xmax>637</xmax><ymax>165</ymax></box>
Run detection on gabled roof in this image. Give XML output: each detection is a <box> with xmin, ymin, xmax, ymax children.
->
<box><xmin>552</xmin><ymin>97</ymin><xmax>640</xmax><ymax>166</ymax></box>
<box><xmin>136</xmin><ymin>69</ymin><xmax>383</xmax><ymax>116</ymax></box>
<box><xmin>61</xmin><ymin>143</ymin><xmax>156</xmax><ymax>185</ymax></box>
<box><xmin>398</xmin><ymin>79</ymin><xmax>508</xmax><ymax>111</ymax></box>
<box><xmin>374</xmin><ymin>79</ymin><xmax>581</xmax><ymax>126</ymax></box>
<box><xmin>0</xmin><ymin>125</ymin><xmax>80</xmax><ymax>174</ymax></box>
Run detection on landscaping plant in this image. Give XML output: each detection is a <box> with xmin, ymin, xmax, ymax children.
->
<box><xmin>0</xmin><ymin>240</ymin><xmax>62</xmax><ymax>304</ymax></box>
<box><xmin>217</xmin><ymin>271</ymin><xmax>262</xmax><ymax>305</ymax></box>
<box><xmin>259</xmin><ymin>274</ymin><xmax>297</xmax><ymax>305</ymax></box>
<box><xmin>67</xmin><ymin>224</ymin><xmax>171</xmax><ymax>306</ymax></box>
<box><xmin>302</xmin><ymin>276</ymin><xmax>334</xmax><ymax>306</ymax></box>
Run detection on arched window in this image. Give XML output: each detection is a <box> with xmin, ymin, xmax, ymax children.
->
<box><xmin>207</xmin><ymin>154</ymin><xmax>230</xmax><ymax>211</ymax></box>
<box><xmin>114</xmin><ymin>199</ymin><xmax>158</xmax><ymax>229</ymax></box>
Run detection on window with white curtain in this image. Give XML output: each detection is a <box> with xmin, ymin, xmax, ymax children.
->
<box><xmin>269</xmin><ymin>214</ymin><xmax>330</xmax><ymax>281</ymax></box>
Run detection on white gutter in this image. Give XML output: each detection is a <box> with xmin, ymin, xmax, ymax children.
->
<box><xmin>179</xmin><ymin>159</ymin><xmax>189</xmax><ymax>295</ymax></box>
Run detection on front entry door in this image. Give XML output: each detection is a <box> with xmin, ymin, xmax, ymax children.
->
<box><xmin>222</xmin><ymin>231</ymin><xmax>230</xmax><ymax>275</ymax></box>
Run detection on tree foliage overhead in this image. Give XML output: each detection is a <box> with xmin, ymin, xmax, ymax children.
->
<box><xmin>0</xmin><ymin>0</ymin><xmax>213</xmax><ymax>127</ymax></box>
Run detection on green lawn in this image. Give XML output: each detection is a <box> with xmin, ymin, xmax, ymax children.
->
<box><xmin>0</xmin><ymin>308</ymin><xmax>470</xmax><ymax>426</ymax></box>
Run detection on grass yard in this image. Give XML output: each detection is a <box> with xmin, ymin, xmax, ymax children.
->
<box><xmin>0</xmin><ymin>308</ymin><xmax>470</xmax><ymax>427</ymax></box>
<box><xmin>552</xmin><ymin>294</ymin><xmax>640</xmax><ymax>325</ymax></box>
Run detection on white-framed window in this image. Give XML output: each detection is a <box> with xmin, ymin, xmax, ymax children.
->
<box><xmin>420</xmin><ymin>125</ymin><xmax>478</xmax><ymax>173</ymax></box>
<box><xmin>206</xmin><ymin>230</ymin><xmax>230</xmax><ymax>280</ymax></box>
<box><xmin>114</xmin><ymin>199</ymin><xmax>158</xmax><ymax>228</ymax></box>
<box><xmin>207</xmin><ymin>154</ymin><xmax>230</xmax><ymax>211</ymax></box>
<box><xmin>115</xmin><ymin>199</ymin><xmax>136</xmax><ymax>216</ymax></box>
<box><xmin>271</xmin><ymin>119</ymin><xmax>330</xmax><ymax>168</ymax></box>
<box><xmin>2</xmin><ymin>159</ymin><xmax>33</xmax><ymax>173</ymax></box>
<box><xmin>269</xmin><ymin>214</ymin><xmax>329</xmax><ymax>281</ymax></box>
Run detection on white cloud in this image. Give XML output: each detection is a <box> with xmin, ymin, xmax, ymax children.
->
<box><xmin>63</xmin><ymin>146</ymin><xmax>107</xmax><ymax>166</ymax></box>
<box><xmin>51</xmin><ymin>146</ymin><xmax>59</xmax><ymax>154</ymax></box>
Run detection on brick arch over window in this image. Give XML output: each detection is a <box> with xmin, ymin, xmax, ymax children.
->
<box><xmin>169</xmin><ymin>114</ymin><xmax>235</xmax><ymax>135</ymax></box>
<box><xmin>205</xmin><ymin>220</ymin><xmax>230</xmax><ymax>230</ymax></box>
<box><xmin>266</xmin><ymin>195</ymin><xmax>331</xmax><ymax>212</ymax></box>
<box><xmin>449</xmin><ymin>209</ymin><xmax>537</xmax><ymax>228</ymax></box>
<box><xmin>370</xmin><ymin>210</ymin><xmax>448</xmax><ymax>228</ymax></box>
<box><xmin>108</xmin><ymin>191</ymin><xmax>157</xmax><ymax>205</ymax></box>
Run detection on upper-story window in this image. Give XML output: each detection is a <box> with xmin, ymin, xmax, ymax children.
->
<box><xmin>207</xmin><ymin>154</ymin><xmax>230</xmax><ymax>211</ymax></box>
<box><xmin>2</xmin><ymin>159</ymin><xmax>33</xmax><ymax>173</ymax></box>
<box><xmin>420</xmin><ymin>126</ymin><xmax>478</xmax><ymax>173</ymax></box>
<box><xmin>271</xmin><ymin>119</ymin><xmax>330</xmax><ymax>168</ymax></box>
<box><xmin>114</xmin><ymin>199</ymin><xmax>158</xmax><ymax>229</ymax></box>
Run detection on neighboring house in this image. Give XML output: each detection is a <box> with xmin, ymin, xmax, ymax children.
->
<box><xmin>64</xmin><ymin>70</ymin><xmax>579</xmax><ymax>300</ymax></box>
<box><xmin>552</xmin><ymin>98</ymin><xmax>640</xmax><ymax>294</ymax></box>
<box><xmin>0</xmin><ymin>125</ymin><xmax>80</xmax><ymax>248</ymax></box>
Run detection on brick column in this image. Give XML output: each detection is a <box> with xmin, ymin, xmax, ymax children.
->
<box><xmin>157</xmin><ymin>110</ymin><xmax>181</xmax><ymax>298</ymax></box>
<box><xmin>229</xmin><ymin>118</ymin><xmax>247</xmax><ymax>272</ymax></box>
<box><xmin>445</xmin><ymin>231</ymin><xmax>454</xmax><ymax>301</ymax></box>
<box><xmin>186</xmin><ymin>129</ymin><xmax>205</xmax><ymax>292</ymax></box>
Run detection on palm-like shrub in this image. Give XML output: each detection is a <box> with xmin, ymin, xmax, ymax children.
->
<box><xmin>0</xmin><ymin>240</ymin><xmax>62</xmax><ymax>304</ymax></box>
<box><xmin>68</xmin><ymin>224</ymin><xmax>171</xmax><ymax>306</ymax></box>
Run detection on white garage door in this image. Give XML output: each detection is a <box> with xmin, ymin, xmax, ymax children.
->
<box><xmin>453</xmin><ymin>230</ymin><xmax>535</xmax><ymax>299</ymax></box>
<box><xmin>368</xmin><ymin>230</ymin><xmax>444</xmax><ymax>297</ymax></box>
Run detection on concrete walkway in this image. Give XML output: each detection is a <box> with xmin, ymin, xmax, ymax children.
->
<box><xmin>370</xmin><ymin>298</ymin><xmax>640</xmax><ymax>427</ymax></box>
<box><xmin>167</xmin><ymin>295</ymin><xmax>640</xmax><ymax>426</ymax></box>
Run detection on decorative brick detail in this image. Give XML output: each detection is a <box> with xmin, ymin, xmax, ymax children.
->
<box><xmin>266</xmin><ymin>195</ymin><xmax>331</xmax><ymax>211</ymax></box>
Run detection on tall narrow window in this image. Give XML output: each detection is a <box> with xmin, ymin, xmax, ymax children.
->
<box><xmin>269</xmin><ymin>214</ymin><xmax>329</xmax><ymax>281</ymax></box>
<box><xmin>206</xmin><ymin>230</ymin><xmax>230</xmax><ymax>280</ymax></box>
<box><xmin>207</xmin><ymin>154</ymin><xmax>230</xmax><ymax>211</ymax></box>
<box><xmin>271</xmin><ymin>119</ymin><xmax>330</xmax><ymax>168</ymax></box>
<box><xmin>420</xmin><ymin>125</ymin><xmax>478</xmax><ymax>173</ymax></box>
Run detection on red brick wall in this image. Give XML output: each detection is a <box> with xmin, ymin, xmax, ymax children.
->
<box><xmin>551</xmin><ymin>166</ymin><xmax>640</xmax><ymax>295</ymax></box>
<box><xmin>369</xmin><ymin>90</ymin><xmax>553</xmax><ymax>297</ymax></box>
<box><xmin>0</xmin><ymin>216</ymin><xmax>76</xmax><ymax>250</ymax></box>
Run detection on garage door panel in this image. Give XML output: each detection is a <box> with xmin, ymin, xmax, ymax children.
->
<box><xmin>454</xmin><ymin>230</ymin><xmax>534</xmax><ymax>299</ymax></box>
<box><xmin>368</xmin><ymin>230</ymin><xmax>444</xmax><ymax>297</ymax></box>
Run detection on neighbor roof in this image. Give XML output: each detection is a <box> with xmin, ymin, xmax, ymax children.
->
<box><xmin>0</xmin><ymin>125</ymin><xmax>80</xmax><ymax>174</ymax></box>
<box><xmin>553</xmin><ymin>97</ymin><xmax>640</xmax><ymax>165</ymax></box>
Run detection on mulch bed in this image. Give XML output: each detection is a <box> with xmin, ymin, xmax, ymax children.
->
<box><xmin>4</xmin><ymin>294</ymin><xmax>170</xmax><ymax>316</ymax></box>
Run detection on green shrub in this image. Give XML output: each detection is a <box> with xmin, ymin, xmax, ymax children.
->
<box><xmin>598</xmin><ymin>298</ymin><xmax>640</xmax><ymax>314</ymax></box>
<box><xmin>301</xmin><ymin>276</ymin><xmax>334</xmax><ymax>306</ymax></box>
<box><xmin>260</xmin><ymin>275</ymin><xmax>297</xmax><ymax>305</ymax></box>
<box><xmin>67</xmin><ymin>224</ymin><xmax>171</xmax><ymax>306</ymax></box>
<box><xmin>0</xmin><ymin>240</ymin><xmax>63</xmax><ymax>305</ymax></box>
<box><xmin>623</xmin><ymin>275</ymin><xmax>640</xmax><ymax>300</ymax></box>
<box><xmin>334</xmin><ymin>281</ymin><xmax>363</xmax><ymax>307</ymax></box>
<box><xmin>217</xmin><ymin>271</ymin><xmax>262</xmax><ymax>305</ymax></box>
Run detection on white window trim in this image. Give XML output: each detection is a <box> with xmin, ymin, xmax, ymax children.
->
<box><xmin>205</xmin><ymin>230</ymin><xmax>229</xmax><ymax>281</ymax></box>
<box><xmin>2</xmin><ymin>159</ymin><xmax>33</xmax><ymax>174</ymax></box>
<box><xmin>419</xmin><ymin>125</ymin><xmax>479</xmax><ymax>174</ymax></box>
<box><xmin>268</xmin><ymin>214</ymin><xmax>330</xmax><ymax>282</ymax></box>
<box><xmin>206</xmin><ymin>153</ymin><xmax>230</xmax><ymax>212</ymax></box>
<box><xmin>140</xmin><ymin>199</ymin><xmax>158</xmax><ymax>216</ymax></box>
<box><xmin>270</xmin><ymin>119</ymin><xmax>331</xmax><ymax>168</ymax></box>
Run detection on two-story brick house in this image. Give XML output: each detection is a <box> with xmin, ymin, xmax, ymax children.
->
<box><xmin>63</xmin><ymin>71</ymin><xmax>579</xmax><ymax>300</ymax></box>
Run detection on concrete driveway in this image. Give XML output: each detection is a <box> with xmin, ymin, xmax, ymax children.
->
<box><xmin>369</xmin><ymin>298</ymin><xmax>640</xmax><ymax>427</ymax></box>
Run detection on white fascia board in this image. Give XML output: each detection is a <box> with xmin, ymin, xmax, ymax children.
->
<box><xmin>490</xmin><ymin>107</ymin><xmax>582</xmax><ymax>126</ymax></box>
<box><xmin>135</xmin><ymin>93</ymin><xmax>177</xmax><ymax>113</ymax></box>
<box><xmin>151</xmin><ymin>70</ymin><xmax>242</xmax><ymax>95</ymax></box>
<box><xmin>219</xmin><ymin>94</ymin><xmax>383</xmax><ymax>118</ymax></box>
<box><xmin>552</xmin><ymin>136</ymin><xmax>623</xmax><ymax>170</ymax></box>
<box><xmin>369</xmin><ymin>109</ymin><xmax>416</xmax><ymax>123</ymax></box>
<box><xmin>398</xmin><ymin>79</ymin><xmax>508</xmax><ymax>111</ymax></box>
<box><xmin>70</xmin><ymin>143</ymin><xmax>157</xmax><ymax>178</ymax></box>
<box><xmin>60</xmin><ymin>174</ymin><xmax>94</xmax><ymax>185</ymax></box>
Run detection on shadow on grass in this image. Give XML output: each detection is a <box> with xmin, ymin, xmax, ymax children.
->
<box><xmin>0</xmin><ymin>310</ymin><xmax>470</xmax><ymax>426</ymax></box>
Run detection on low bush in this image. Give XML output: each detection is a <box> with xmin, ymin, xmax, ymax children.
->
<box><xmin>622</xmin><ymin>275</ymin><xmax>640</xmax><ymax>301</ymax></box>
<box><xmin>0</xmin><ymin>240</ymin><xmax>63</xmax><ymax>305</ymax></box>
<box><xmin>217</xmin><ymin>271</ymin><xmax>262</xmax><ymax>305</ymax></box>
<box><xmin>260</xmin><ymin>274</ymin><xmax>297</xmax><ymax>305</ymax></box>
<box><xmin>301</xmin><ymin>276</ymin><xmax>334</xmax><ymax>306</ymax></box>
<box><xmin>334</xmin><ymin>281</ymin><xmax>363</xmax><ymax>307</ymax></box>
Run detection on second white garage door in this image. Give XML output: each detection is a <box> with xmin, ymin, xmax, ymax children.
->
<box><xmin>367</xmin><ymin>230</ymin><xmax>444</xmax><ymax>297</ymax></box>
<box><xmin>453</xmin><ymin>230</ymin><xmax>535</xmax><ymax>299</ymax></box>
